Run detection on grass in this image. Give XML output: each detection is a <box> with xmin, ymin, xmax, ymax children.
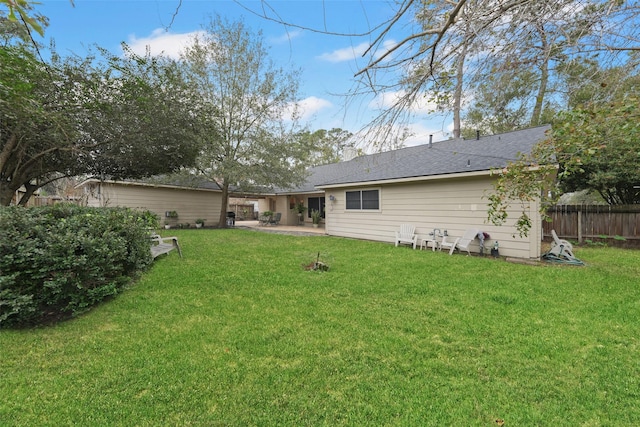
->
<box><xmin>1</xmin><ymin>229</ymin><xmax>639</xmax><ymax>426</ymax></box>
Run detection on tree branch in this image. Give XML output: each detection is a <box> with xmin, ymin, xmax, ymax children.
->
<box><xmin>234</xmin><ymin>0</ymin><xmax>389</xmax><ymax>37</ymax></box>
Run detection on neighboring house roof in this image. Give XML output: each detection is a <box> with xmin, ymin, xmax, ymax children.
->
<box><xmin>282</xmin><ymin>125</ymin><xmax>551</xmax><ymax>192</ymax></box>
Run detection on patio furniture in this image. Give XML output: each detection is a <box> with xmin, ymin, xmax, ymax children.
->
<box><xmin>150</xmin><ymin>234</ymin><xmax>182</xmax><ymax>259</ymax></box>
<box><xmin>420</xmin><ymin>238</ymin><xmax>439</xmax><ymax>251</ymax></box>
<box><xmin>420</xmin><ymin>228</ymin><xmax>442</xmax><ymax>251</ymax></box>
<box><xmin>269</xmin><ymin>212</ymin><xmax>282</xmax><ymax>226</ymax></box>
<box><xmin>395</xmin><ymin>224</ymin><xmax>417</xmax><ymax>249</ymax></box>
<box><xmin>542</xmin><ymin>229</ymin><xmax>584</xmax><ymax>265</ymax></box>
<box><xmin>440</xmin><ymin>235</ymin><xmax>460</xmax><ymax>255</ymax></box>
<box><xmin>226</xmin><ymin>211</ymin><xmax>236</xmax><ymax>226</ymax></box>
<box><xmin>452</xmin><ymin>228</ymin><xmax>481</xmax><ymax>255</ymax></box>
<box><xmin>551</xmin><ymin>229</ymin><xmax>574</xmax><ymax>253</ymax></box>
<box><xmin>258</xmin><ymin>214</ymin><xmax>271</xmax><ymax>226</ymax></box>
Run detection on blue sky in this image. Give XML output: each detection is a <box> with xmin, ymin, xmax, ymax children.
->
<box><xmin>35</xmin><ymin>0</ymin><xmax>453</xmax><ymax>146</ymax></box>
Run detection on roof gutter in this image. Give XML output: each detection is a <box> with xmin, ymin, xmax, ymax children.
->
<box><xmin>316</xmin><ymin>169</ymin><xmax>494</xmax><ymax>190</ymax></box>
<box><xmin>76</xmin><ymin>178</ymin><xmax>222</xmax><ymax>193</ymax></box>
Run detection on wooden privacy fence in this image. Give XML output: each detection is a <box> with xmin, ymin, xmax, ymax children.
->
<box><xmin>228</xmin><ymin>203</ymin><xmax>256</xmax><ymax>220</ymax></box>
<box><xmin>543</xmin><ymin>204</ymin><xmax>640</xmax><ymax>245</ymax></box>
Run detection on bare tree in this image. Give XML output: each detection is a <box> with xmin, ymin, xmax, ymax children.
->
<box><xmin>239</xmin><ymin>0</ymin><xmax>640</xmax><ymax>143</ymax></box>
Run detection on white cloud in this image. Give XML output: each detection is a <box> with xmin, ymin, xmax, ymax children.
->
<box><xmin>318</xmin><ymin>39</ymin><xmax>399</xmax><ymax>64</ymax></box>
<box><xmin>351</xmin><ymin>121</ymin><xmax>451</xmax><ymax>152</ymax></box>
<box><xmin>317</xmin><ymin>42</ymin><xmax>369</xmax><ymax>63</ymax></box>
<box><xmin>287</xmin><ymin>96</ymin><xmax>333</xmax><ymax>122</ymax></box>
<box><xmin>369</xmin><ymin>90</ymin><xmax>440</xmax><ymax>114</ymax></box>
<box><xmin>125</xmin><ymin>28</ymin><xmax>204</xmax><ymax>59</ymax></box>
<box><xmin>402</xmin><ymin>122</ymin><xmax>450</xmax><ymax>147</ymax></box>
<box><xmin>376</xmin><ymin>39</ymin><xmax>398</xmax><ymax>61</ymax></box>
<box><xmin>270</xmin><ymin>29</ymin><xmax>303</xmax><ymax>45</ymax></box>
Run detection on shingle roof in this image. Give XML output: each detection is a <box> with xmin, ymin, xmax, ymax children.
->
<box><xmin>78</xmin><ymin>177</ymin><xmax>222</xmax><ymax>192</ymax></box>
<box><xmin>284</xmin><ymin>125</ymin><xmax>550</xmax><ymax>192</ymax></box>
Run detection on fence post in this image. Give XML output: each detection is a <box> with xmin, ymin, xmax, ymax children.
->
<box><xmin>577</xmin><ymin>209</ymin><xmax>582</xmax><ymax>243</ymax></box>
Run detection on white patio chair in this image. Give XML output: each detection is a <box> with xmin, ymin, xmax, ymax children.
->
<box><xmin>551</xmin><ymin>230</ymin><xmax>573</xmax><ymax>252</ymax></box>
<box><xmin>547</xmin><ymin>230</ymin><xmax>577</xmax><ymax>259</ymax></box>
<box><xmin>440</xmin><ymin>235</ymin><xmax>460</xmax><ymax>255</ymax></box>
<box><xmin>395</xmin><ymin>224</ymin><xmax>417</xmax><ymax>249</ymax></box>
<box><xmin>454</xmin><ymin>228</ymin><xmax>481</xmax><ymax>256</ymax></box>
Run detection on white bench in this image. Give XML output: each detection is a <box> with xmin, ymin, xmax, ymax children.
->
<box><xmin>150</xmin><ymin>234</ymin><xmax>182</xmax><ymax>259</ymax></box>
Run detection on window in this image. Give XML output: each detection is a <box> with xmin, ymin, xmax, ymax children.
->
<box><xmin>307</xmin><ymin>197</ymin><xmax>326</xmax><ymax>218</ymax></box>
<box><xmin>361</xmin><ymin>190</ymin><xmax>379</xmax><ymax>209</ymax></box>
<box><xmin>345</xmin><ymin>189</ymin><xmax>379</xmax><ymax>210</ymax></box>
<box><xmin>346</xmin><ymin>191</ymin><xmax>361</xmax><ymax>210</ymax></box>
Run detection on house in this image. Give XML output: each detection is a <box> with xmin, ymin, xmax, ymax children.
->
<box><xmin>77</xmin><ymin>125</ymin><xmax>550</xmax><ymax>259</ymax></box>
<box><xmin>264</xmin><ymin>125</ymin><xmax>551</xmax><ymax>259</ymax></box>
<box><xmin>77</xmin><ymin>178</ymin><xmax>223</xmax><ymax>227</ymax></box>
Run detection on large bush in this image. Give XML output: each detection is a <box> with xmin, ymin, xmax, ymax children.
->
<box><xmin>0</xmin><ymin>205</ymin><xmax>156</xmax><ymax>328</ymax></box>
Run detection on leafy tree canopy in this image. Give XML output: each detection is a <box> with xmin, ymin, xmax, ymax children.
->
<box><xmin>294</xmin><ymin>128</ymin><xmax>358</xmax><ymax>167</ymax></box>
<box><xmin>554</xmin><ymin>98</ymin><xmax>640</xmax><ymax>205</ymax></box>
<box><xmin>488</xmin><ymin>95</ymin><xmax>640</xmax><ymax>237</ymax></box>
<box><xmin>180</xmin><ymin>15</ymin><xmax>306</xmax><ymax>226</ymax></box>
<box><xmin>1</xmin><ymin>34</ymin><xmax>201</xmax><ymax>205</ymax></box>
<box><xmin>0</xmin><ymin>0</ymin><xmax>50</xmax><ymax>38</ymax></box>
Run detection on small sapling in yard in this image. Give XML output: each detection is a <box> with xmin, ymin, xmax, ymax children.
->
<box><xmin>303</xmin><ymin>252</ymin><xmax>329</xmax><ymax>271</ymax></box>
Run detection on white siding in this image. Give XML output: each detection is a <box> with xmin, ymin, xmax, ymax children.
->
<box><xmin>85</xmin><ymin>182</ymin><xmax>222</xmax><ymax>227</ymax></box>
<box><xmin>325</xmin><ymin>176</ymin><xmax>541</xmax><ymax>259</ymax></box>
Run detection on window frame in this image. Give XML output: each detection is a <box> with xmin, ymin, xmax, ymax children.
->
<box><xmin>345</xmin><ymin>188</ymin><xmax>380</xmax><ymax>211</ymax></box>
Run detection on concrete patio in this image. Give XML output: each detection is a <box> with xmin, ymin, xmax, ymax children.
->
<box><xmin>235</xmin><ymin>220</ymin><xmax>326</xmax><ymax>236</ymax></box>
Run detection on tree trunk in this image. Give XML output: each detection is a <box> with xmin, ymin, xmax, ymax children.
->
<box><xmin>18</xmin><ymin>183</ymin><xmax>39</xmax><ymax>206</ymax></box>
<box><xmin>452</xmin><ymin>39</ymin><xmax>468</xmax><ymax>139</ymax></box>
<box><xmin>0</xmin><ymin>185</ymin><xmax>16</xmax><ymax>206</ymax></box>
<box><xmin>218</xmin><ymin>181</ymin><xmax>230</xmax><ymax>228</ymax></box>
<box><xmin>530</xmin><ymin>25</ymin><xmax>550</xmax><ymax>127</ymax></box>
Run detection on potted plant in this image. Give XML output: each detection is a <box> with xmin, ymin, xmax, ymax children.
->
<box><xmin>195</xmin><ymin>218</ymin><xmax>205</xmax><ymax>228</ymax></box>
<box><xmin>294</xmin><ymin>201</ymin><xmax>307</xmax><ymax>225</ymax></box>
<box><xmin>165</xmin><ymin>210</ymin><xmax>178</xmax><ymax>228</ymax></box>
<box><xmin>311</xmin><ymin>209</ymin><xmax>322</xmax><ymax>228</ymax></box>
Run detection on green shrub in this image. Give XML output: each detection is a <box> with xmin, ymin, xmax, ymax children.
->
<box><xmin>0</xmin><ymin>204</ymin><xmax>154</xmax><ymax>328</ymax></box>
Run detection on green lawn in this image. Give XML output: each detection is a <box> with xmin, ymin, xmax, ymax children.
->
<box><xmin>1</xmin><ymin>229</ymin><xmax>639</xmax><ymax>426</ymax></box>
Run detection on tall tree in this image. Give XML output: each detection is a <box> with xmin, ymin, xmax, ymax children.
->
<box><xmin>559</xmin><ymin>57</ymin><xmax>640</xmax><ymax>108</ymax></box>
<box><xmin>440</xmin><ymin>1</ymin><xmax>633</xmax><ymax>138</ymax></box>
<box><xmin>0</xmin><ymin>36</ymin><xmax>201</xmax><ymax>206</ymax></box>
<box><xmin>80</xmin><ymin>46</ymin><xmax>202</xmax><ymax>180</ymax></box>
<box><xmin>0</xmin><ymin>43</ymin><xmax>78</xmax><ymax>205</ymax></box>
<box><xmin>181</xmin><ymin>15</ymin><xmax>306</xmax><ymax>227</ymax></box>
<box><xmin>294</xmin><ymin>128</ymin><xmax>356</xmax><ymax>167</ymax></box>
<box><xmin>462</xmin><ymin>69</ymin><xmax>544</xmax><ymax>136</ymax></box>
<box><xmin>403</xmin><ymin>2</ymin><xmax>478</xmax><ymax>139</ymax></box>
<box><xmin>488</xmin><ymin>94</ymin><xmax>640</xmax><ymax>237</ymax></box>
<box><xmin>245</xmin><ymin>0</ymin><xmax>640</xmax><ymax>141</ymax></box>
<box><xmin>554</xmin><ymin>97</ymin><xmax>640</xmax><ymax>205</ymax></box>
